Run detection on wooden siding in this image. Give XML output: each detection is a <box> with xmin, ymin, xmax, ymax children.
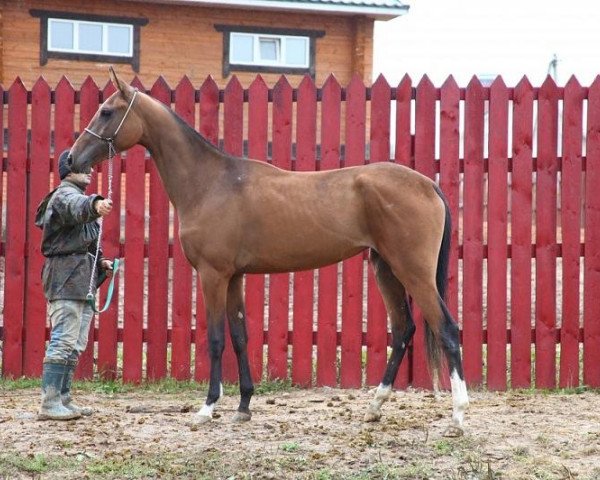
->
<box><xmin>1</xmin><ymin>0</ymin><xmax>375</xmax><ymax>88</ymax></box>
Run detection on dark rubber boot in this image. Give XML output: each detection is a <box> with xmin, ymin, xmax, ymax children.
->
<box><xmin>38</xmin><ymin>361</ymin><xmax>81</xmax><ymax>421</ymax></box>
<box><xmin>61</xmin><ymin>360</ymin><xmax>93</xmax><ymax>416</ymax></box>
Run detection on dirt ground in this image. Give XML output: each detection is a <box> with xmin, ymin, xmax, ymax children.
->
<box><xmin>0</xmin><ymin>386</ymin><xmax>599</xmax><ymax>479</ymax></box>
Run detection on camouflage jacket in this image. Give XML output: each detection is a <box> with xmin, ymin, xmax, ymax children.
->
<box><xmin>35</xmin><ymin>180</ymin><xmax>107</xmax><ymax>301</ymax></box>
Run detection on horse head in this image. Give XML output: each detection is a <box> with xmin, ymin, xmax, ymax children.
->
<box><xmin>68</xmin><ymin>67</ymin><xmax>144</xmax><ymax>173</ymax></box>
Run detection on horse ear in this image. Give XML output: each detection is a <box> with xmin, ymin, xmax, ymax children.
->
<box><xmin>109</xmin><ymin>66</ymin><xmax>129</xmax><ymax>96</ymax></box>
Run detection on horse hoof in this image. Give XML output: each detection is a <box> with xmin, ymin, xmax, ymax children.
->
<box><xmin>232</xmin><ymin>411</ymin><xmax>252</xmax><ymax>423</ymax></box>
<box><xmin>442</xmin><ymin>425</ymin><xmax>464</xmax><ymax>438</ymax></box>
<box><xmin>363</xmin><ymin>410</ymin><xmax>382</xmax><ymax>423</ymax></box>
<box><xmin>194</xmin><ymin>414</ymin><xmax>212</xmax><ymax>425</ymax></box>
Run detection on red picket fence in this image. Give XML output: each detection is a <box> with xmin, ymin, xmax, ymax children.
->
<box><xmin>1</xmin><ymin>73</ymin><xmax>600</xmax><ymax>390</ymax></box>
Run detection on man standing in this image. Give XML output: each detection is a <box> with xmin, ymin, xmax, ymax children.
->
<box><xmin>35</xmin><ymin>150</ymin><xmax>114</xmax><ymax>420</ymax></box>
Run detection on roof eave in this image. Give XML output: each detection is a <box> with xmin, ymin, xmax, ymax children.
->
<box><xmin>124</xmin><ymin>0</ymin><xmax>409</xmax><ymax>21</ymax></box>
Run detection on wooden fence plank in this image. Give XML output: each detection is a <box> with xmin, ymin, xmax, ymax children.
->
<box><xmin>96</xmin><ymin>81</ymin><xmax>121</xmax><ymax>380</ymax></box>
<box><xmin>438</xmin><ymin>75</ymin><xmax>461</xmax><ymax>392</ymax></box>
<box><xmin>75</xmin><ymin>77</ymin><xmax>100</xmax><ymax>380</ymax></box>
<box><xmin>366</xmin><ymin>74</ymin><xmax>391</xmax><ymax>387</ymax></box>
<box><xmin>53</xmin><ymin>77</ymin><xmax>75</xmax><ymax>188</ymax></box>
<box><xmin>170</xmin><ymin>76</ymin><xmax>195</xmax><ymax>380</ymax></box>
<box><xmin>412</xmin><ymin>75</ymin><xmax>437</xmax><ymax>389</ymax></box>
<box><xmin>23</xmin><ymin>78</ymin><xmax>51</xmax><ymax>377</ymax></box>
<box><xmin>120</xmin><ymin>77</ymin><xmax>147</xmax><ymax>383</ymax></box>
<box><xmin>393</xmin><ymin>75</ymin><xmax>413</xmax><ymax>388</ymax></box>
<box><xmin>316</xmin><ymin>75</ymin><xmax>341</xmax><ymax>387</ymax></box>
<box><xmin>194</xmin><ymin>76</ymin><xmax>220</xmax><ymax>382</ymax></box>
<box><xmin>146</xmin><ymin>77</ymin><xmax>171</xmax><ymax>381</ymax></box>
<box><xmin>510</xmin><ymin>77</ymin><xmax>534</xmax><ymax>388</ymax></box>
<box><xmin>268</xmin><ymin>76</ymin><xmax>293</xmax><ymax>380</ymax></box>
<box><xmin>535</xmin><ymin>77</ymin><xmax>559</xmax><ymax>389</ymax></box>
<box><xmin>340</xmin><ymin>75</ymin><xmax>365</xmax><ymax>388</ymax></box>
<box><xmin>462</xmin><ymin>76</ymin><xmax>485</xmax><ymax>387</ymax></box>
<box><xmin>584</xmin><ymin>77</ymin><xmax>600</xmax><ymax>387</ymax></box>
<box><xmin>246</xmin><ymin>75</ymin><xmax>268</xmax><ymax>383</ymax></box>
<box><xmin>439</xmin><ymin>76</ymin><xmax>460</xmax><ymax>333</ymax></box>
<box><xmin>222</xmin><ymin>76</ymin><xmax>245</xmax><ymax>383</ymax></box>
<box><xmin>292</xmin><ymin>76</ymin><xmax>317</xmax><ymax>387</ymax></box>
<box><xmin>2</xmin><ymin>78</ymin><xmax>28</xmax><ymax>377</ymax></box>
<box><xmin>560</xmin><ymin>76</ymin><xmax>584</xmax><ymax>388</ymax></box>
<box><xmin>486</xmin><ymin>77</ymin><xmax>509</xmax><ymax>390</ymax></box>
<box><xmin>123</xmin><ymin>143</ymin><xmax>146</xmax><ymax>383</ymax></box>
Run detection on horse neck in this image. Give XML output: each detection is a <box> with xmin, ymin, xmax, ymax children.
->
<box><xmin>138</xmin><ymin>100</ymin><xmax>223</xmax><ymax>211</ymax></box>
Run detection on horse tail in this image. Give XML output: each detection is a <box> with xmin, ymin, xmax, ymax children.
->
<box><xmin>424</xmin><ymin>184</ymin><xmax>452</xmax><ymax>386</ymax></box>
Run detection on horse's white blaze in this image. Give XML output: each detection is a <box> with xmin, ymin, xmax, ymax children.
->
<box><xmin>450</xmin><ymin>370</ymin><xmax>469</xmax><ymax>426</ymax></box>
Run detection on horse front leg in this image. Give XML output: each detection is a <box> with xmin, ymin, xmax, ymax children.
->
<box><xmin>195</xmin><ymin>269</ymin><xmax>229</xmax><ymax>424</ymax></box>
<box><xmin>226</xmin><ymin>274</ymin><xmax>254</xmax><ymax>422</ymax></box>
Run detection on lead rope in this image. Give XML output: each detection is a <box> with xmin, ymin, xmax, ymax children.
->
<box><xmin>86</xmin><ymin>141</ymin><xmax>120</xmax><ymax>313</ymax></box>
<box><xmin>83</xmin><ymin>89</ymin><xmax>137</xmax><ymax>313</ymax></box>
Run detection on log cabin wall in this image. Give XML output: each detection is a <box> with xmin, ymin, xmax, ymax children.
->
<box><xmin>1</xmin><ymin>0</ymin><xmax>376</xmax><ymax>89</ymax></box>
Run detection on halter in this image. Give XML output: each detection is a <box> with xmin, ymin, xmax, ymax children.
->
<box><xmin>84</xmin><ymin>88</ymin><xmax>138</xmax><ymax>313</ymax></box>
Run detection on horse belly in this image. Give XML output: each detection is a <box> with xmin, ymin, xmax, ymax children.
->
<box><xmin>241</xmin><ymin>234</ymin><xmax>366</xmax><ymax>274</ymax></box>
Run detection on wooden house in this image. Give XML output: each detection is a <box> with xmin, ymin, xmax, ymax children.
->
<box><xmin>0</xmin><ymin>0</ymin><xmax>408</xmax><ymax>88</ymax></box>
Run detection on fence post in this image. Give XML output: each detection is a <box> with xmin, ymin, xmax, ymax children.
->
<box><xmin>486</xmin><ymin>77</ymin><xmax>509</xmax><ymax>391</ymax></box>
<box><xmin>268</xmin><ymin>76</ymin><xmax>293</xmax><ymax>380</ymax></box>
<box><xmin>23</xmin><ymin>78</ymin><xmax>52</xmax><ymax>377</ymax></box>
<box><xmin>340</xmin><ymin>75</ymin><xmax>366</xmax><ymax>389</ymax></box>
<box><xmin>246</xmin><ymin>75</ymin><xmax>268</xmax><ymax>383</ymax></box>
<box><xmin>292</xmin><ymin>76</ymin><xmax>317</xmax><ymax>387</ymax></box>
<box><xmin>170</xmin><ymin>76</ymin><xmax>195</xmax><ymax>380</ymax></box>
<box><xmin>2</xmin><ymin>78</ymin><xmax>28</xmax><ymax>378</ymax></box>
<box><xmin>462</xmin><ymin>76</ymin><xmax>485</xmax><ymax>387</ymax></box>
<box><xmin>560</xmin><ymin>76</ymin><xmax>584</xmax><ymax>388</ymax></box>
<box><xmin>316</xmin><ymin>75</ymin><xmax>341</xmax><ymax>387</ymax></box>
<box><xmin>535</xmin><ymin>77</ymin><xmax>559</xmax><ymax>389</ymax></box>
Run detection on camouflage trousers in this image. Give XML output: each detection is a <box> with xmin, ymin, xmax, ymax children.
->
<box><xmin>44</xmin><ymin>300</ymin><xmax>94</xmax><ymax>363</ymax></box>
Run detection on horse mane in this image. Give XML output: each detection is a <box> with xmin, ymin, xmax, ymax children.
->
<box><xmin>154</xmin><ymin>97</ymin><xmax>225</xmax><ymax>158</ymax></box>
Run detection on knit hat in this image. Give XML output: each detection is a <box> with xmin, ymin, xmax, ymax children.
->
<box><xmin>58</xmin><ymin>150</ymin><xmax>71</xmax><ymax>180</ymax></box>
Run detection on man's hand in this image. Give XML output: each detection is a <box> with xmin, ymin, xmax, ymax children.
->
<box><xmin>95</xmin><ymin>199</ymin><xmax>113</xmax><ymax>217</ymax></box>
<box><xmin>100</xmin><ymin>259</ymin><xmax>114</xmax><ymax>276</ymax></box>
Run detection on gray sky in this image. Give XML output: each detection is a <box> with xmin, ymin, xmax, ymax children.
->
<box><xmin>373</xmin><ymin>0</ymin><xmax>600</xmax><ymax>87</ymax></box>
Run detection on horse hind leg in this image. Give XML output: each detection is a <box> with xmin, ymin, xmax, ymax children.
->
<box><xmin>439</xmin><ymin>300</ymin><xmax>469</xmax><ymax>433</ymax></box>
<box><xmin>364</xmin><ymin>250</ymin><xmax>415</xmax><ymax>423</ymax></box>
<box><xmin>405</xmin><ymin>278</ymin><xmax>469</xmax><ymax>434</ymax></box>
<box><xmin>226</xmin><ymin>274</ymin><xmax>254</xmax><ymax>422</ymax></box>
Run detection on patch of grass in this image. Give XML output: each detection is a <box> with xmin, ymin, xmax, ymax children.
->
<box><xmin>311</xmin><ymin>470</ymin><xmax>335</xmax><ymax>480</ymax></box>
<box><xmin>254</xmin><ymin>378</ymin><xmax>294</xmax><ymax>395</ymax></box>
<box><xmin>434</xmin><ymin>439</ymin><xmax>454</xmax><ymax>455</ymax></box>
<box><xmin>87</xmin><ymin>450</ymin><xmax>234</xmax><ymax>479</ymax></box>
<box><xmin>353</xmin><ymin>462</ymin><xmax>433</xmax><ymax>480</ymax></box>
<box><xmin>452</xmin><ymin>457</ymin><xmax>501</xmax><ymax>480</ymax></box>
<box><xmin>0</xmin><ymin>452</ymin><xmax>78</xmax><ymax>476</ymax></box>
<box><xmin>0</xmin><ymin>376</ymin><xmax>294</xmax><ymax>397</ymax></box>
<box><xmin>281</xmin><ymin>442</ymin><xmax>301</xmax><ymax>452</ymax></box>
<box><xmin>0</xmin><ymin>377</ymin><xmax>41</xmax><ymax>390</ymax></box>
<box><xmin>513</xmin><ymin>446</ymin><xmax>529</xmax><ymax>458</ymax></box>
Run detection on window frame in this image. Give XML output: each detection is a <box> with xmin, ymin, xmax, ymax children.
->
<box><xmin>229</xmin><ymin>32</ymin><xmax>310</xmax><ymax>69</ymax></box>
<box><xmin>215</xmin><ymin>24</ymin><xmax>325</xmax><ymax>78</ymax></box>
<box><xmin>30</xmin><ymin>10</ymin><xmax>149</xmax><ymax>72</ymax></box>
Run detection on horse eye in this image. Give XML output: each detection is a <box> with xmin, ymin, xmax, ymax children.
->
<box><xmin>100</xmin><ymin>109</ymin><xmax>112</xmax><ymax>117</ymax></box>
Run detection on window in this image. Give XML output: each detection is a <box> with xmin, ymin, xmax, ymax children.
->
<box><xmin>215</xmin><ymin>25</ymin><xmax>325</xmax><ymax>78</ymax></box>
<box><xmin>30</xmin><ymin>10</ymin><xmax>148</xmax><ymax>72</ymax></box>
<box><xmin>48</xmin><ymin>19</ymin><xmax>133</xmax><ymax>57</ymax></box>
<box><xmin>230</xmin><ymin>33</ymin><xmax>309</xmax><ymax>68</ymax></box>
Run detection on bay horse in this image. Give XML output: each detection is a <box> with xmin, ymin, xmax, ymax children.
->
<box><xmin>67</xmin><ymin>68</ymin><xmax>469</xmax><ymax>433</ymax></box>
